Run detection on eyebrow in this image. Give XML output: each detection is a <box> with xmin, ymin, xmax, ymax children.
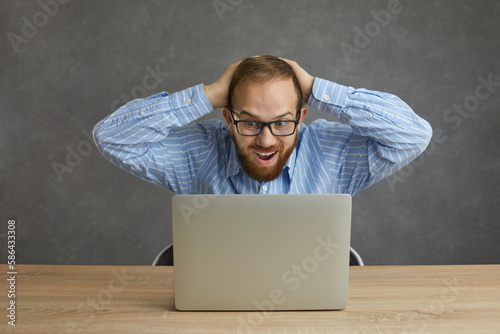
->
<box><xmin>236</xmin><ymin>110</ymin><xmax>295</xmax><ymax>120</ymax></box>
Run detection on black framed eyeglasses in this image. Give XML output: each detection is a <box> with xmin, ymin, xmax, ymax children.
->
<box><xmin>230</xmin><ymin>110</ymin><xmax>301</xmax><ymax>137</ymax></box>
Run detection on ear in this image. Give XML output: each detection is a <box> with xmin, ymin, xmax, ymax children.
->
<box><xmin>222</xmin><ymin>107</ymin><xmax>233</xmax><ymax>128</ymax></box>
<box><xmin>297</xmin><ymin>106</ymin><xmax>308</xmax><ymax>130</ymax></box>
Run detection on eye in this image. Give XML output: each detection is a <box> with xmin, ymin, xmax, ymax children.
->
<box><xmin>243</xmin><ymin>121</ymin><xmax>259</xmax><ymax>128</ymax></box>
<box><xmin>274</xmin><ymin>121</ymin><xmax>289</xmax><ymax>128</ymax></box>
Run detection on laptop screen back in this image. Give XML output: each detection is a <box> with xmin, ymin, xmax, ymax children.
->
<box><xmin>172</xmin><ymin>194</ymin><xmax>352</xmax><ymax>311</ymax></box>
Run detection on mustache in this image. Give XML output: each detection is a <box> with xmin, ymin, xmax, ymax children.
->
<box><xmin>248</xmin><ymin>144</ymin><xmax>283</xmax><ymax>153</ymax></box>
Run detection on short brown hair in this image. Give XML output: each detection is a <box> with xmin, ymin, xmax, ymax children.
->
<box><xmin>228</xmin><ymin>55</ymin><xmax>303</xmax><ymax>114</ymax></box>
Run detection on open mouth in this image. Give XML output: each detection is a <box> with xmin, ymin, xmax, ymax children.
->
<box><xmin>254</xmin><ymin>151</ymin><xmax>278</xmax><ymax>166</ymax></box>
<box><xmin>256</xmin><ymin>151</ymin><xmax>276</xmax><ymax>161</ymax></box>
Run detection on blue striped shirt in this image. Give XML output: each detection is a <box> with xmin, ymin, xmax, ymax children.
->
<box><xmin>93</xmin><ymin>78</ymin><xmax>432</xmax><ymax>195</ymax></box>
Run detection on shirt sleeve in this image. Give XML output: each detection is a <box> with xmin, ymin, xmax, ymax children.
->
<box><xmin>92</xmin><ymin>84</ymin><xmax>215</xmax><ymax>192</ymax></box>
<box><xmin>307</xmin><ymin>78</ymin><xmax>433</xmax><ymax>195</ymax></box>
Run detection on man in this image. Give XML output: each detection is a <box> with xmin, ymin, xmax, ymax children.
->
<box><xmin>93</xmin><ymin>55</ymin><xmax>432</xmax><ymax>195</ymax></box>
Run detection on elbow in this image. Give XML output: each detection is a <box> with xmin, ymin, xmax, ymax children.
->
<box><xmin>92</xmin><ymin>123</ymin><xmax>100</xmax><ymax>146</ymax></box>
<box><xmin>403</xmin><ymin>119</ymin><xmax>433</xmax><ymax>166</ymax></box>
<box><xmin>92</xmin><ymin>122</ymin><xmax>105</xmax><ymax>154</ymax></box>
<box><xmin>419</xmin><ymin>119</ymin><xmax>433</xmax><ymax>152</ymax></box>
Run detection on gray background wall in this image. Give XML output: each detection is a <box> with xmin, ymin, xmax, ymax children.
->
<box><xmin>1</xmin><ymin>0</ymin><xmax>499</xmax><ymax>266</ymax></box>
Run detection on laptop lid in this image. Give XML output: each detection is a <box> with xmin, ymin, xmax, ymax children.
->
<box><xmin>172</xmin><ymin>194</ymin><xmax>351</xmax><ymax>311</ymax></box>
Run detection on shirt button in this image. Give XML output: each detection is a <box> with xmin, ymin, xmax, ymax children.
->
<box><xmin>323</xmin><ymin>94</ymin><xmax>330</xmax><ymax>101</ymax></box>
<box><xmin>262</xmin><ymin>185</ymin><xmax>268</xmax><ymax>192</ymax></box>
<box><xmin>185</xmin><ymin>98</ymin><xmax>192</xmax><ymax>104</ymax></box>
<box><xmin>140</xmin><ymin>111</ymin><xmax>145</xmax><ymax>115</ymax></box>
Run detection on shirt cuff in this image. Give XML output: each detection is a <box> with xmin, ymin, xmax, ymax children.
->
<box><xmin>308</xmin><ymin>78</ymin><xmax>349</xmax><ymax>116</ymax></box>
<box><xmin>170</xmin><ymin>84</ymin><xmax>214</xmax><ymax>124</ymax></box>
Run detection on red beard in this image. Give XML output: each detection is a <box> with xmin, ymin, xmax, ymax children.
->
<box><xmin>232</xmin><ymin>132</ymin><xmax>297</xmax><ymax>183</ymax></box>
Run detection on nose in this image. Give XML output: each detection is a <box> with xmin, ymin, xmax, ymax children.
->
<box><xmin>255</xmin><ymin>125</ymin><xmax>276</xmax><ymax>148</ymax></box>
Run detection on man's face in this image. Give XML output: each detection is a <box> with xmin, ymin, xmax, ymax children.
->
<box><xmin>223</xmin><ymin>78</ymin><xmax>307</xmax><ymax>182</ymax></box>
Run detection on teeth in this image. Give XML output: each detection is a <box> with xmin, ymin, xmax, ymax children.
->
<box><xmin>257</xmin><ymin>152</ymin><xmax>275</xmax><ymax>156</ymax></box>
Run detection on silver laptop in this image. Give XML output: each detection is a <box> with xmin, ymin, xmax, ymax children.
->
<box><xmin>172</xmin><ymin>194</ymin><xmax>352</xmax><ymax>311</ymax></box>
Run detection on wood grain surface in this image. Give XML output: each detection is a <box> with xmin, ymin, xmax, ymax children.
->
<box><xmin>2</xmin><ymin>264</ymin><xmax>499</xmax><ymax>333</ymax></box>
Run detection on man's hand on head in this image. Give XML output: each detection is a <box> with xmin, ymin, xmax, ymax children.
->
<box><xmin>204</xmin><ymin>60</ymin><xmax>242</xmax><ymax>110</ymax></box>
<box><xmin>204</xmin><ymin>56</ymin><xmax>314</xmax><ymax>110</ymax></box>
<box><xmin>280</xmin><ymin>58</ymin><xmax>315</xmax><ymax>105</ymax></box>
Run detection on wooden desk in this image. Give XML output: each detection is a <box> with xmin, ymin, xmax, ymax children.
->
<box><xmin>2</xmin><ymin>265</ymin><xmax>499</xmax><ymax>333</ymax></box>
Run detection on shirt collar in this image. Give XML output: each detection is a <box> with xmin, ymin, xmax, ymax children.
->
<box><xmin>226</xmin><ymin>141</ymin><xmax>242</xmax><ymax>178</ymax></box>
<box><xmin>284</xmin><ymin>147</ymin><xmax>296</xmax><ymax>180</ymax></box>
